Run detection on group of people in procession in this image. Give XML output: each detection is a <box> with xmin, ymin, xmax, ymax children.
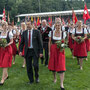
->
<box><xmin>0</xmin><ymin>17</ymin><xmax>90</xmax><ymax>90</ymax></box>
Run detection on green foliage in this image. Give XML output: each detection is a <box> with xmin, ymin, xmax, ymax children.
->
<box><xmin>0</xmin><ymin>0</ymin><xmax>90</xmax><ymax>22</ymax></box>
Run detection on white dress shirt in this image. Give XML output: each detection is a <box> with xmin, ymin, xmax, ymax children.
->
<box><xmin>28</xmin><ymin>29</ymin><xmax>33</xmax><ymax>48</ymax></box>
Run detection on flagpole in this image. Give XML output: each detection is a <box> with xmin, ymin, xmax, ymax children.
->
<box><xmin>38</xmin><ymin>0</ymin><xmax>41</xmax><ymax>12</ymax></box>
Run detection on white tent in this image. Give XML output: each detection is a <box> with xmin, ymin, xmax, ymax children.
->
<box><xmin>16</xmin><ymin>9</ymin><xmax>90</xmax><ymax>17</ymax></box>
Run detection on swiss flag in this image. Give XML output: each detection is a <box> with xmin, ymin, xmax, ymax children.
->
<box><xmin>72</xmin><ymin>9</ymin><xmax>78</xmax><ymax>24</ymax></box>
<box><xmin>83</xmin><ymin>4</ymin><xmax>90</xmax><ymax>24</ymax></box>
<box><xmin>2</xmin><ymin>8</ymin><xmax>6</xmax><ymax>21</ymax></box>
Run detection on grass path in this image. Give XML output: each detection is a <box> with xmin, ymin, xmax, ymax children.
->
<box><xmin>0</xmin><ymin>48</ymin><xmax>90</xmax><ymax>90</ymax></box>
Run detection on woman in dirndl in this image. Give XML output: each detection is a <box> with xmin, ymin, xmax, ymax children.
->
<box><xmin>72</xmin><ymin>21</ymin><xmax>87</xmax><ymax>70</ymax></box>
<box><xmin>0</xmin><ymin>22</ymin><xmax>13</xmax><ymax>85</ymax></box>
<box><xmin>48</xmin><ymin>18</ymin><xmax>66</xmax><ymax>90</ymax></box>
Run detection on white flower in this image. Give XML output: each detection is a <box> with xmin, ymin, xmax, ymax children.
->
<box><xmin>61</xmin><ymin>44</ymin><xmax>65</xmax><ymax>47</ymax></box>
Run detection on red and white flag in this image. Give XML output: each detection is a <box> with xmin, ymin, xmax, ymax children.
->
<box><xmin>2</xmin><ymin>8</ymin><xmax>6</xmax><ymax>21</ymax></box>
<box><xmin>72</xmin><ymin>9</ymin><xmax>78</xmax><ymax>24</ymax></box>
<box><xmin>83</xmin><ymin>4</ymin><xmax>90</xmax><ymax>24</ymax></box>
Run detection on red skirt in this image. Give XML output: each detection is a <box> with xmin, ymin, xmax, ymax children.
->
<box><xmin>73</xmin><ymin>41</ymin><xmax>87</xmax><ymax>58</ymax></box>
<box><xmin>48</xmin><ymin>44</ymin><xmax>66</xmax><ymax>72</ymax></box>
<box><xmin>85</xmin><ymin>39</ymin><xmax>90</xmax><ymax>52</ymax></box>
<box><xmin>0</xmin><ymin>45</ymin><xmax>12</xmax><ymax>68</ymax></box>
<box><xmin>68</xmin><ymin>36</ymin><xmax>73</xmax><ymax>50</ymax></box>
<box><xmin>11</xmin><ymin>40</ymin><xmax>17</xmax><ymax>56</ymax></box>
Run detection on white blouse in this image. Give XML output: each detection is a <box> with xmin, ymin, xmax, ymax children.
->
<box><xmin>0</xmin><ymin>31</ymin><xmax>13</xmax><ymax>39</ymax></box>
<box><xmin>12</xmin><ymin>30</ymin><xmax>16</xmax><ymax>35</ymax></box>
<box><xmin>48</xmin><ymin>30</ymin><xmax>66</xmax><ymax>40</ymax></box>
<box><xmin>68</xmin><ymin>28</ymin><xmax>75</xmax><ymax>33</ymax></box>
<box><xmin>72</xmin><ymin>28</ymin><xmax>87</xmax><ymax>35</ymax></box>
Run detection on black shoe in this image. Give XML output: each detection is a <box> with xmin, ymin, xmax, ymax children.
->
<box><xmin>5</xmin><ymin>76</ymin><xmax>9</xmax><ymax>81</ymax></box>
<box><xmin>0</xmin><ymin>82</ymin><xmax>4</xmax><ymax>86</ymax></box>
<box><xmin>36</xmin><ymin>78</ymin><xmax>40</xmax><ymax>83</ymax></box>
<box><xmin>60</xmin><ymin>87</ymin><xmax>65</xmax><ymax>90</ymax></box>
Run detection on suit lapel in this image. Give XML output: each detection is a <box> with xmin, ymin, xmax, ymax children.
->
<box><xmin>26</xmin><ymin>30</ymin><xmax>28</xmax><ymax>44</ymax></box>
<box><xmin>32</xmin><ymin>30</ymin><xmax>34</xmax><ymax>40</ymax></box>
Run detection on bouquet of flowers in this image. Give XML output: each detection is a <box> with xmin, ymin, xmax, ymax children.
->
<box><xmin>0</xmin><ymin>39</ymin><xmax>7</xmax><ymax>48</ymax></box>
<box><xmin>87</xmin><ymin>34</ymin><xmax>90</xmax><ymax>39</ymax></box>
<box><xmin>75</xmin><ymin>36</ymin><xmax>84</xmax><ymax>44</ymax></box>
<box><xmin>56</xmin><ymin>40</ymin><xmax>68</xmax><ymax>51</ymax></box>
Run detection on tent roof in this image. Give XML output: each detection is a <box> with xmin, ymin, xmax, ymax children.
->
<box><xmin>16</xmin><ymin>9</ymin><xmax>90</xmax><ymax>17</ymax></box>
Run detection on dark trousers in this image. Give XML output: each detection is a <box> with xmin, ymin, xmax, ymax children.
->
<box><xmin>26</xmin><ymin>49</ymin><xmax>39</xmax><ymax>83</ymax></box>
<box><xmin>41</xmin><ymin>42</ymin><xmax>48</xmax><ymax>65</ymax></box>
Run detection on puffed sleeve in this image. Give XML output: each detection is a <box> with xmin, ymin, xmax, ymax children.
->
<box><xmin>89</xmin><ymin>29</ymin><xmax>90</xmax><ymax>33</ymax></box>
<box><xmin>68</xmin><ymin>29</ymin><xmax>70</xmax><ymax>33</ymax></box>
<box><xmin>48</xmin><ymin>31</ymin><xmax>51</xmax><ymax>37</ymax></box>
<box><xmin>63</xmin><ymin>32</ymin><xmax>66</xmax><ymax>39</ymax></box>
<box><xmin>84</xmin><ymin>28</ymin><xmax>87</xmax><ymax>34</ymax></box>
<box><xmin>13</xmin><ymin>30</ymin><xmax>16</xmax><ymax>35</ymax></box>
<box><xmin>62</xmin><ymin>26</ymin><xmax>65</xmax><ymax>31</ymax></box>
<box><xmin>9</xmin><ymin>31</ymin><xmax>13</xmax><ymax>39</ymax></box>
<box><xmin>72</xmin><ymin>28</ymin><xmax>75</xmax><ymax>35</ymax></box>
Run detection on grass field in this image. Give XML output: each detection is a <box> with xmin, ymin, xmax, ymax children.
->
<box><xmin>0</xmin><ymin>48</ymin><xmax>90</xmax><ymax>90</ymax></box>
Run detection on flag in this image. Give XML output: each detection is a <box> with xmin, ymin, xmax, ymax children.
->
<box><xmin>40</xmin><ymin>17</ymin><xmax>41</xmax><ymax>24</ymax></box>
<box><xmin>83</xmin><ymin>4</ymin><xmax>90</xmax><ymax>24</ymax></box>
<box><xmin>28</xmin><ymin>16</ymin><xmax>30</xmax><ymax>21</ymax></box>
<box><xmin>2</xmin><ymin>8</ymin><xmax>6</xmax><ymax>21</ymax></box>
<box><xmin>48</xmin><ymin>16</ymin><xmax>52</xmax><ymax>27</ymax></box>
<box><xmin>8</xmin><ymin>11</ymin><xmax>10</xmax><ymax>23</ymax></box>
<box><xmin>34</xmin><ymin>17</ymin><xmax>37</xmax><ymax>27</ymax></box>
<box><xmin>67</xmin><ymin>17</ymin><xmax>70</xmax><ymax>24</ymax></box>
<box><xmin>62</xmin><ymin>18</ymin><xmax>65</xmax><ymax>25</ymax></box>
<box><xmin>37</xmin><ymin>17</ymin><xmax>40</xmax><ymax>26</ymax></box>
<box><xmin>31</xmin><ymin>16</ymin><xmax>33</xmax><ymax>22</ymax></box>
<box><xmin>72</xmin><ymin>8</ymin><xmax>78</xmax><ymax>24</ymax></box>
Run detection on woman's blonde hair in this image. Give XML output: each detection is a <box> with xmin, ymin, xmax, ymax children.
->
<box><xmin>55</xmin><ymin>18</ymin><xmax>62</xmax><ymax>27</ymax></box>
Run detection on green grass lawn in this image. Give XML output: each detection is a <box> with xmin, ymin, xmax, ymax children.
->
<box><xmin>0</xmin><ymin>48</ymin><xmax>90</xmax><ymax>90</ymax></box>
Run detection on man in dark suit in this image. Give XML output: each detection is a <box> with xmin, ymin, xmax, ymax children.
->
<box><xmin>19</xmin><ymin>21</ymin><xmax>43</xmax><ymax>84</ymax></box>
<box><xmin>38</xmin><ymin>20</ymin><xmax>52</xmax><ymax>66</ymax></box>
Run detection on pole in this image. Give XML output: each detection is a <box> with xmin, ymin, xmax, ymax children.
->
<box><xmin>38</xmin><ymin>0</ymin><xmax>41</xmax><ymax>12</ymax></box>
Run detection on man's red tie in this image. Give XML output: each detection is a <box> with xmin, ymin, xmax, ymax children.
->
<box><xmin>28</xmin><ymin>31</ymin><xmax>31</xmax><ymax>47</ymax></box>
